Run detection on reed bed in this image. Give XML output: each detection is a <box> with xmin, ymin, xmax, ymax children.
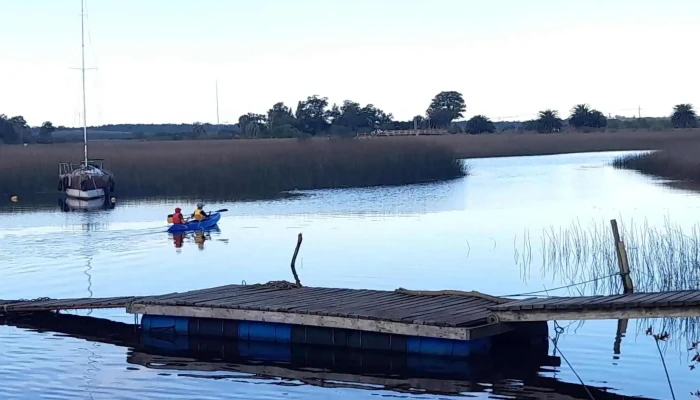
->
<box><xmin>0</xmin><ymin>138</ymin><xmax>466</xmax><ymax>197</ymax></box>
<box><xmin>515</xmin><ymin>217</ymin><xmax>700</xmax><ymax>345</ymax></box>
<box><xmin>426</xmin><ymin>128</ymin><xmax>700</xmax><ymax>159</ymax></box>
<box><xmin>613</xmin><ymin>142</ymin><xmax>700</xmax><ymax>182</ymax></box>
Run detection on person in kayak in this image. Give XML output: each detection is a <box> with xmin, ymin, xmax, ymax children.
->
<box><xmin>191</xmin><ymin>202</ymin><xmax>209</xmax><ymax>221</ymax></box>
<box><xmin>172</xmin><ymin>207</ymin><xmax>186</xmax><ymax>225</ymax></box>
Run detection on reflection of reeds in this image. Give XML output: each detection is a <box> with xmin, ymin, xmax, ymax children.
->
<box><xmin>517</xmin><ymin>217</ymin><xmax>700</xmax><ymax>345</ymax></box>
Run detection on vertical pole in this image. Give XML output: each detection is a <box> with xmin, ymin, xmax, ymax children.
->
<box><xmin>610</xmin><ymin>219</ymin><xmax>634</xmax><ymax>294</ymax></box>
<box><xmin>290</xmin><ymin>233</ymin><xmax>303</xmax><ymax>287</ymax></box>
<box><xmin>81</xmin><ymin>0</ymin><xmax>88</xmax><ymax>166</ymax></box>
<box><xmin>215</xmin><ymin>79</ymin><xmax>220</xmax><ymax>133</ymax></box>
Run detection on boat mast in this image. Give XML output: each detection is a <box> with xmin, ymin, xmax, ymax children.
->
<box><xmin>81</xmin><ymin>0</ymin><xmax>88</xmax><ymax>167</ymax></box>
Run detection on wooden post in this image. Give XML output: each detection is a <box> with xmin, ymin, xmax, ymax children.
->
<box><xmin>290</xmin><ymin>233</ymin><xmax>303</xmax><ymax>287</ymax></box>
<box><xmin>610</xmin><ymin>219</ymin><xmax>634</xmax><ymax>294</ymax></box>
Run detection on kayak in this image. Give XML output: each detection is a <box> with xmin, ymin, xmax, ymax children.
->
<box><xmin>167</xmin><ymin>212</ymin><xmax>221</xmax><ymax>233</ymax></box>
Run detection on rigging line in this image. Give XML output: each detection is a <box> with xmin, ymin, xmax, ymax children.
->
<box><xmin>502</xmin><ymin>272</ymin><xmax>621</xmax><ymax>297</ymax></box>
<box><xmin>549</xmin><ymin>335</ymin><xmax>596</xmax><ymax>400</ymax></box>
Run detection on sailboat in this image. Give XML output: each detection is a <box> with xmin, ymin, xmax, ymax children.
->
<box><xmin>57</xmin><ymin>0</ymin><xmax>115</xmax><ymax>201</ymax></box>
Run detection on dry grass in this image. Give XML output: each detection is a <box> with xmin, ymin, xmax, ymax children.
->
<box><xmin>413</xmin><ymin>128</ymin><xmax>700</xmax><ymax>159</ymax></box>
<box><xmin>3</xmin><ymin>129</ymin><xmax>700</xmax><ymax>198</ymax></box>
<box><xmin>613</xmin><ymin>141</ymin><xmax>700</xmax><ymax>182</ymax></box>
<box><xmin>0</xmin><ymin>138</ymin><xmax>465</xmax><ymax>197</ymax></box>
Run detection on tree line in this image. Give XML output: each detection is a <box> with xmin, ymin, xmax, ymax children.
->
<box><xmin>235</xmin><ymin>91</ymin><xmax>468</xmax><ymax>139</ymax></box>
<box><xmin>0</xmin><ymin>114</ymin><xmax>56</xmax><ymax>144</ymax></box>
<box><xmin>516</xmin><ymin>103</ymin><xmax>698</xmax><ymax>134</ymax></box>
<box><xmin>1</xmin><ymin>93</ymin><xmax>698</xmax><ymax>144</ymax></box>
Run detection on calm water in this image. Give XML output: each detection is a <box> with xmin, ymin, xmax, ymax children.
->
<box><xmin>1</xmin><ymin>151</ymin><xmax>699</xmax><ymax>399</ymax></box>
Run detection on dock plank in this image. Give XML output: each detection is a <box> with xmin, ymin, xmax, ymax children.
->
<box><xmin>7</xmin><ymin>283</ymin><xmax>700</xmax><ymax>334</ymax></box>
<box><xmin>131</xmin><ymin>284</ymin><xmax>504</xmax><ymax>329</ymax></box>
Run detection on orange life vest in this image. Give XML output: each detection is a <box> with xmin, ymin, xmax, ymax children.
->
<box><xmin>172</xmin><ymin>212</ymin><xmax>184</xmax><ymax>224</ymax></box>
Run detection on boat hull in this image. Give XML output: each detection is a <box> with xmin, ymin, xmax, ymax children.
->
<box><xmin>167</xmin><ymin>212</ymin><xmax>222</xmax><ymax>233</ymax></box>
<box><xmin>66</xmin><ymin>188</ymin><xmax>105</xmax><ymax>200</ymax></box>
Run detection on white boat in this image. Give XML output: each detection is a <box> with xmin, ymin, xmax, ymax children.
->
<box><xmin>64</xmin><ymin>196</ymin><xmax>112</xmax><ymax>211</ymax></box>
<box><xmin>58</xmin><ymin>0</ymin><xmax>115</xmax><ymax>201</ymax></box>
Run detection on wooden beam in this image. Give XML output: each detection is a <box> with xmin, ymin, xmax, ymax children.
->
<box><xmin>491</xmin><ymin>306</ymin><xmax>700</xmax><ymax>322</ymax></box>
<box><xmin>610</xmin><ymin>219</ymin><xmax>634</xmax><ymax>294</ymax></box>
<box><xmin>290</xmin><ymin>233</ymin><xmax>303</xmax><ymax>287</ymax></box>
<box><xmin>128</xmin><ymin>303</ymin><xmax>480</xmax><ymax>340</ymax></box>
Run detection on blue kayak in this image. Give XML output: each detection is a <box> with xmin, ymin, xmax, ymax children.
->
<box><xmin>167</xmin><ymin>212</ymin><xmax>221</xmax><ymax>233</ymax></box>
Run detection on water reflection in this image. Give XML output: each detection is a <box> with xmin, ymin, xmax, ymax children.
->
<box><xmin>2</xmin><ymin>151</ymin><xmax>700</xmax><ymax>398</ymax></box>
<box><xmin>57</xmin><ymin>196</ymin><xmax>116</xmax><ymax>213</ymax></box>
<box><xmin>0</xmin><ymin>313</ymin><xmax>656</xmax><ymax>400</ymax></box>
<box><xmin>169</xmin><ymin>227</ymin><xmax>227</xmax><ymax>251</ymax></box>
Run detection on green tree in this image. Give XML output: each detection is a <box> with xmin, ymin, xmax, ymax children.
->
<box><xmin>447</xmin><ymin>124</ymin><xmax>463</xmax><ymax>134</ymax></box>
<box><xmin>238</xmin><ymin>113</ymin><xmax>267</xmax><ymax>137</ymax></box>
<box><xmin>39</xmin><ymin>121</ymin><xmax>56</xmax><ymax>141</ymax></box>
<box><xmin>569</xmin><ymin>104</ymin><xmax>607</xmax><ymax>129</ymax></box>
<box><xmin>0</xmin><ymin>114</ymin><xmax>11</xmax><ymax>143</ymax></box>
<box><xmin>464</xmin><ymin>115</ymin><xmax>495</xmax><ymax>134</ymax></box>
<box><xmin>535</xmin><ymin>109</ymin><xmax>563</xmax><ymax>133</ymax></box>
<box><xmin>1</xmin><ymin>115</ymin><xmax>27</xmax><ymax>144</ymax></box>
<box><xmin>589</xmin><ymin>110</ymin><xmax>607</xmax><ymax>128</ymax></box>
<box><xmin>426</xmin><ymin>91</ymin><xmax>466</xmax><ymax>128</ymax></box>
<box><xmin>295</xmin><ymin>95</ymin><xmax>329</xmax><ymax>135</ymax></box>
<box><xmin>267</xmin><ymin>102</ymin><xmax>296</xmax><ymax>128</ymax></box>
<box><xmin>270</xmin><ymin>124</ymin><xmax>307</xmax><ymax>138</ymax></box>
<box><xmin>360</xmin><ymin>104</ymin><xmax>392</xmax><ymax>132</ymax></box>
<box><xmin>522</xmin><ymin>119</ymin><xmax>538</xmax><ymax>132</ymax></box>
<box><xmin>333</xmin><ymin>100</ymin><xmax>364</xmax><ymax>131</ymax></box>
<box><xmin>191</xmin><ymin>122</ymin><xmax>206</xmax><ymax>139</ymax></box>
<box><xmin>326</xmin><ymin>104</ymin><xmax>342</xmax><ymax>125</ymax></box>
<box><xmin>413</xmin><ymin>115</ymin><xmax>427</xmax><ymax>129</ymax></box>
<box><xmin>671</xmin><ymin>104</ymin><xmax>698</xmax><ymax>128</ymax></box>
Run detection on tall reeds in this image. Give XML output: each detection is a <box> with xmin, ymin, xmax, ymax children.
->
<box><xmin>516</xmin><ymin>217</ymin><xmax>700</xmax><ymax>344</ymax></box>
<box><xmin>0</xmin><ymin>138</ymin><xmax>466</xmax><ymax>197</ymax></box>
<box><xmin>613</xmin><ymin>142</ymin><xmax>700</xmax><ymax>182</ymax></box>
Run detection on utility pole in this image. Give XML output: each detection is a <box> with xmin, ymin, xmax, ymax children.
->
<box><xmin>638</xmin><ymin>105</ymin><xmax>641</xmax><ymax>119</ymax></box>
<box><xmin>215</xmin><ymin>80</ymin><xmax>220</xmax><ymax>133</ymax></box>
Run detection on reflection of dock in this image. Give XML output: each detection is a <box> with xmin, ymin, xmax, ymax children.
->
<box><xmin>0</xmin><ymin>313</ymin><xmax>655</xmax><ymax>399</ymax></box>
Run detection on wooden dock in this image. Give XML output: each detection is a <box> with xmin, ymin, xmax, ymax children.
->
<box><xmin>0</xmin><ymin>296</ymin><xmax>135</xmax><ymax>313</ymax></box>
<box><xmin>4</xmin><ymin>283</ymin><xmax>700</xmax><ymax>357</ymax></box>
<box><xmin>488</xmin><ymin>290</ymin><xmax>700</xmax><ymax>322</ymax></box>
<box><xmin>127</xmin><ymin>283</ymin><xmax>512</xmax><ymax>341</ymax></box>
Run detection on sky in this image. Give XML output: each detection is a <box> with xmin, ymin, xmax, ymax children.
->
<box><xmin>1</xmin><ymin>0</ymin><xmax>699</xmax><ymax>127</ymax></box>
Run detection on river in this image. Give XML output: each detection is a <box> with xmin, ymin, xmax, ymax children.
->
<box><xmin>1</xmin><ymin>151</ymin><xmax>698</xmax><ymax>399</ymax></box>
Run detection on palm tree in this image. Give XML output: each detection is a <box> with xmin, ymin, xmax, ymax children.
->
<box><xmin>671</xmin><ymin>104</ymin><xmax>698</xmax><ymax>128</ymax></box>
<box><xmin>569</xmin><ymin>104</ymin><xmax>591</xmax><ymax>128</ymax></box>
<box><xmin>536</xmin><ymin>110</ymin><xmax>563</xmax><ymax>133</ymax></box>
<box><xmin>588</xmin><ymin>110</ymin><xmax>607</xmax><ymax>128</ymax></box>
<box><xmin>464</xmin><ymin>115</ymin><xmax>495</xmax><ymax>134</ymax></box>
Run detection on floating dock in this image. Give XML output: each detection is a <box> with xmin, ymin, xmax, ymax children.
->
<box><xmin>3</xmin><ymin>283</ymin><xmax>700</xmax><ymax>358</ymax></box>
<box><xmin>1</xmin><ymin>312</ymin><xmax>657</xmax><ymax>399</ymax></box>
<box><xmin>128</xmin><ymin>282</ymin><xmax>522</xmax><ymax>357</ymax></box>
